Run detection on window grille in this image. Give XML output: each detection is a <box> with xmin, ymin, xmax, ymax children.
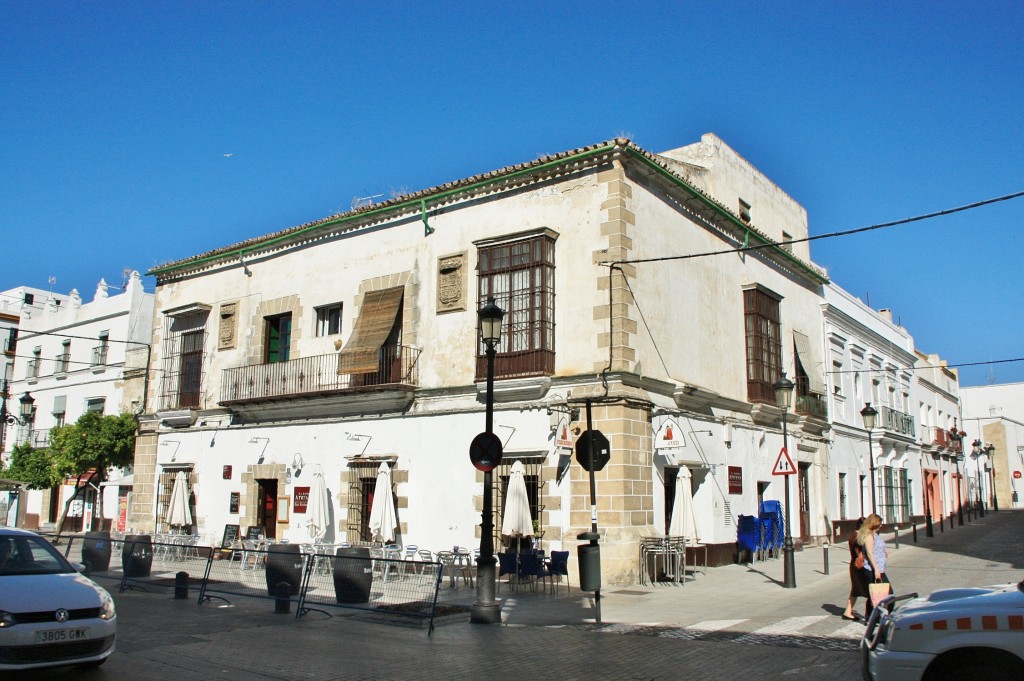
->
<box><xmin>159</xmin><ymin>311</ymin><xmax>209</xmax><ymax>410</ymax></box>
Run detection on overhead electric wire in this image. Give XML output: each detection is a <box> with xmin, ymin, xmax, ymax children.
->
<box><xmin>605</xmin><ymin>189</ymin><xmax>1024</xmax><ymax>266</ymax></box>
<box><xmin>597</xmin><ymin>190</ymin><xmax>1024</xmax><ymax>381</ymax></box>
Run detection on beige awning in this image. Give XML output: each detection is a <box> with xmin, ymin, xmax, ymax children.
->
<box><xmin>793</xmin><ymin>330</ymin><xmax>827</xmax><ymax>395</ymax></box>
<box><xmin>338</xmin><ymin>287</ymin><xmax>403</xmax><ymax>374</ymax></box>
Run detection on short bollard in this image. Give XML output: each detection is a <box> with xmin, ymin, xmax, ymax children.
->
<box><xmin>174</xmin><ymin>571</ymin><xmax>189</xmax><ymax>600</ymax></box>
<box><xmin>912</xmin><ymin>523</ymin><xmax>918</xmax><ymax>543</ymax></box>
<box><xmin>274</xmin><ymin>582</ymin><xmax>290</xmax><ymax>614</ymax></box>
<box><xmin>894</xmin><ymin>526</ymin><xmax>900</xmax><ymax>549</ymax></box>
<box><xmin>822</xmin><ymin>541</ymin><xmax>830</xmax><ymax>575</ymax></box>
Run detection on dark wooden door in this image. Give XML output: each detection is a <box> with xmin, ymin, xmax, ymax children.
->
<box><xmin>256</xmin><ymin>479</ymin><xmax>278</xmax><ymax>539</ymax></box>
<box><xmin>798</xmin><ymin>463</ymin><xmax>811</xmax><ymax>541</ymax></box>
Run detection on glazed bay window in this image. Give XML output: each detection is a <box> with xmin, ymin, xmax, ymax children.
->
<box><xmin>476</xmin><ymin>231</ymin><xmax>556</xmax><ymax>380</ymax></box>
<box><xmin>743</xmin><ymin>286</ymin><xmax>782</xmax><ymax>404</ymax></box>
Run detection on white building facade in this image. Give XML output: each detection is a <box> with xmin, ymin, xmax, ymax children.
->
<box><xmin>821</xmin><ymin>287</ymin><xmax>920</xmax><ymax>529</ymax></box>
<box><xmin>132</xmin><ymin>134</ymin><xmax>838</xmax><ymax>584</ymax></box>
<box><xmin>960</xmin><ymin>382</ymin><xmax>1024</xmax><ymax>510</ymax></box>
<box><xmin>2</xmin><ymin>274</ymin><xmax>152</xmax><ymax>531</ymax></box>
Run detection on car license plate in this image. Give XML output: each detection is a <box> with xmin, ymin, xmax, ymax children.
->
<box><xmin>35</xmin><ymin>627</ymin><xmax>89</xmax><ymax>643</ymax></box>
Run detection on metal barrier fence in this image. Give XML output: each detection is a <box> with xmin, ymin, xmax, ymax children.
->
<box><xmin>63</xmin><ymin>535</ymin><xmax>214</xmax><ymax>595</ymax></box>
<box><xmin>298</xmin><ymin>551</ymin><xmax>445</xmax><ymax>633</ymax></box>
<box><xmin>199</xmin><ymin>544</ymin><xmax>310</xmax><ymax>611</ymax></box>
<box><xmin>58</xmin><ymin>537</ymin><xmax>448</xmax><ymax>635</ymax></box>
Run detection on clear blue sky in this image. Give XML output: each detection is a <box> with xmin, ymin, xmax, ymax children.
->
<box><xmin>2</xmin><ymin>2</ymin><xmax>1021</xmax><ymax>386</ymax></box>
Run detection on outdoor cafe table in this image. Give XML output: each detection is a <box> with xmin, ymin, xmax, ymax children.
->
<box><xmin>639</xmin><ymin>536</ymin><xmax>687</xmax><ymax>585</ymax></box>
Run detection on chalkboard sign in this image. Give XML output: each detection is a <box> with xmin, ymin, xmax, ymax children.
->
<box><xmin>245</xmin><ymin>526</ymin><xmax>264</xmax><ymax>540</ymax></box>
<box><xmin>221</xmin><ymin>524</ymin><xmax>241</xmax><ymax>547</ymax></box>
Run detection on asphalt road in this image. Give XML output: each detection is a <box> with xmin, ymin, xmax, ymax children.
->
<box><xmin>11</xmin><ymin>509</ymin><xmax>1022</xmax><ymax>680</ymax></box>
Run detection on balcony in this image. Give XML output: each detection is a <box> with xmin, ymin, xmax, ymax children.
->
<box><xmin>220</xmin><ymin>346</ymin><xmax>419</xmax><ymax>419</ymax></box>
<box><xmin>795</xmin><ymin>393</ymin><xmax>828</xmax><ymax>419</ymax></box>
<box><xmin>931</xmin><ymin>427</ymin><xmax>950</xmax><ymax>448</ymax></box>
<box><xmin>879</xmin><ymin>405</ymin><xmax>916</xmax><ymax>439</ymax></box>
<box><xmin>55</xmin><ymin>352</ymin><xmax>70</xmax><ymax>374</ymax></box>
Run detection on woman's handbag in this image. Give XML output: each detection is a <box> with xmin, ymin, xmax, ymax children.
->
<box><xmin>869</xmin><ymin>581</ymin><xmax>892</xmax><ymax>607</ymax></box>
<box><xmin>854</xmin><ymin>550</ymin><xmax>865</xmax><ymax>570</ymax></box>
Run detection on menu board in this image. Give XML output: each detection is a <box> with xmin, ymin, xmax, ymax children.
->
<box><xmin>221</xmin><ymin>524</ymin><xmax>241</xmax><ymax>547</ymax></box>
<box><xmin>245</xmin><ymin>525</ymin><xmax>264</xmax><ymax>540</ymax></box>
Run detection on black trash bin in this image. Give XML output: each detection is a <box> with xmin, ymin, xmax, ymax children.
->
<box><xmin>122</xmin><ymin>535</ymin><xmax>153</xmax><ymax>578</ymax></box>
<box><xmin>577</xmin><ymin>543</ymin><xmax>601</xmax><ymax>592</ymax></box>
<box><xmin>82</xmin><ymin>531</ymin><xmax>112</xmax><ymax>573</ymax></box>
<box><xmin>265</xmin><ymin>544</ymin><xmax>303</xmax><ymax>597</ymax></box>
<box><xmin>333</xmin><ymin>546</ymin><xmax>373</xmax><ymax>604</ymax></box>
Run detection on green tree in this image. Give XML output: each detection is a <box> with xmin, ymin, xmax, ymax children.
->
<box><xmin>12</xmin><ymin>412</ymin><xmax>138</xmax><ymax>534</ymax></box>
<box><xmin>4</xmin><ymin>441</ymin><xmax>63</xmax><ymax>489</ymax></box>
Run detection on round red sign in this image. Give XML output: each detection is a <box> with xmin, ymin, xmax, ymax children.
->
<box><xmin>1014</xmin><ymin>470</ymin><xmax>1022</xmax><ymax>479</ymax></box>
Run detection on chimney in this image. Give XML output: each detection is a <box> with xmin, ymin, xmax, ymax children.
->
<box><xmin>878</xmin><ymin>308</ymin><xmax>892</xmax><ymax>322</ymax></box>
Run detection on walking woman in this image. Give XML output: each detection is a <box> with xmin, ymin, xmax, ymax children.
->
<box><xmin>857</xmin><ymin>513</ymin><xmax>891</xmax><ymax>619</ymax></box>
<box><xmin>841</xmin><ymin>517</ymin><xmax>868</xmax><ymax>620</ymax></box>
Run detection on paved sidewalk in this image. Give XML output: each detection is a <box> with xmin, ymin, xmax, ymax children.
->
<box><xmin>445</xmin><ymin>508</ymin><xmax>1023</xmax><ymax>629</ymax></box>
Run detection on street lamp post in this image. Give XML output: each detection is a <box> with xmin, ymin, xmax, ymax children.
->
<box><xmin>861</xmin><ymin>403</ymin><xmax>878</xmax><ymax>515</ymax></box>
<box><xmin>985</xmin><ymin>444</ymin><xmax>998</xmax><ymax>512</ymax></box>
<box><xmin>971</xmin><ymin>439</ymin><xmax>986</xmax><ymax>518</ymax></box>
<box><xmin>470</xmin><ymin>297</ymin><xmax>504</xmax><ymax>625</ymax></box>
<box><xmin>773</xmin><ymin>373</ymin><xmax>796</xmax><ymax>589</ymax></box>
<box><xmin>949</xmin><ymin>427</ymin><xmax>965</xmax><ymax>526</ymax></box>
<box><xmin>0</xmin><ymin>383</ymin><xmax>36</xmax><ymax>455</ymax></box>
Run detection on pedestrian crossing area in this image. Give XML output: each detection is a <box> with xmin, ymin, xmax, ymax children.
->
<box><xmin>563</xmin><ymin>615</ymin><xmax>866</xmax><ymax>652</ymax></box>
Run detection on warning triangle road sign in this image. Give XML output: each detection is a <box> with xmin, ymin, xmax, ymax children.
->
<box><xmin>772</xmin><ymin>447</ymin><xmax>797</xmax><ymax>476</ymax></box>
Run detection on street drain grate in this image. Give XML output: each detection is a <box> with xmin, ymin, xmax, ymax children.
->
<box><xmin>610</xmin><ymin>590</ymin><xmax>651</xmax><ymax>596</ymax></box>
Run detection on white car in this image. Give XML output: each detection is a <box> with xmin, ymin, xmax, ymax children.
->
<box><xmin>0</xmin><ymin>527</ymin><xmax>117</xmax><ymax>671</ymax></box>
<box><xmin>861</xmin><ymin>581</ymin><xmax>1024</xmax><ymax>681</ymax></box>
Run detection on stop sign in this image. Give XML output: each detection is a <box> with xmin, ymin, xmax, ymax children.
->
<box><xmin>575</xmin><ymin>429</ymin><xmax>611</xmax><ymax>472</ymax></box>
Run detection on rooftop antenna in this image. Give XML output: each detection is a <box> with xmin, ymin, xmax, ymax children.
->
<box><xmin>351</xmin><ymin>193</ymin><xmax>384</xmax><ymax>210</ymax></box>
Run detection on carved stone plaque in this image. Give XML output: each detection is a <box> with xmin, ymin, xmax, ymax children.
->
<box><xmin>218</xmin><ymin>302</ymin><xmax>238</xmax><ymax>350</ymax></box>
<box><xmin>436</xmin><ymin>253</ymin><xmax>467</xmax><ymax>313</ymax></box>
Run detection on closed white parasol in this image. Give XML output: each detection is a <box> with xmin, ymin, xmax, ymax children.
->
<box><xmin>165</xmin><ymin>470</ymin><xmax>192</xmax><ymax>529</ymax></box>
<box><xmin>501</xmin><ymin>460</ymin><xmax>533</xmax><ymax>538</ymax></box>
<box><xmin>306</xmin><ymin>466</ymin><xmax>331</xmax><ymax>541</ymax></box>
<box><xmin>668</xmin><ymin>466</ymin><xmax>698</xmax><ymax>542</ymax></box>
<box><xmin>367</xmin><ymin>462</ymin><xmax>397</xmax><ymax>544</ymax></box>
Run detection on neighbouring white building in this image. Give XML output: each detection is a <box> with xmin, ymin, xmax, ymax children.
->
<box><xmin>2</xmin><ymin>286</ymin><xmax>70</xmax><ymax>527</ymax></box>
<box><xmin>821</xmin><ymin>286</ymin><xmax>920</xmax><ymax>530</ymax></box>
<box><xmin>3</xmin><ymin>273</ymin><xmax>152</xmax><ymax>532</ymax></box>
<box><xmin>961</xmin><ymin>382</ymin><xmax>1024</xmax><ymax>510</ymax></box>
<box><xmin>131</xmin><ymin>134</ymin><xmax>840</xmax><ymax>584</ymax></box>
<box><xmin>914</xmin><ymin>349</ymin><xmax>968</xmax><ymax>523</ymax></box>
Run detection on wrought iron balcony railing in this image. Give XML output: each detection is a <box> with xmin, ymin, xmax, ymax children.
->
<box><xmin>795</xmin><ymin>393</ymin><xmax>828</xmax><ymax>419</ymax></box>
<box><xmin>92</xmin><ymin>345</ymin><xmax>109</xmax><ymax>367</ymax></box>
<box><xmin>879</xmin><ymin>405</ymin><xmax>916</xmax><ymax>438</ymax></box>
<box><xmin>220</xmin><ymin>346</ymin><xmax>419</xmax><ymax>404</ymax></box>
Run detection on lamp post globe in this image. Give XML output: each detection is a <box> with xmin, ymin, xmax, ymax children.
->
<box><xmin>471</xmin><ymin>297</ymin><xmax>504</xmax><ymax>624</ymax></box>
<box><xmin>860</xmin><ymin>403</ymin><xmax>878</xmax><ymax>515</ymax></box>
<box><xmin>772</xmin><ymin>373</ymin><xmax>796</xmax><ymax>589</ymax></box>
